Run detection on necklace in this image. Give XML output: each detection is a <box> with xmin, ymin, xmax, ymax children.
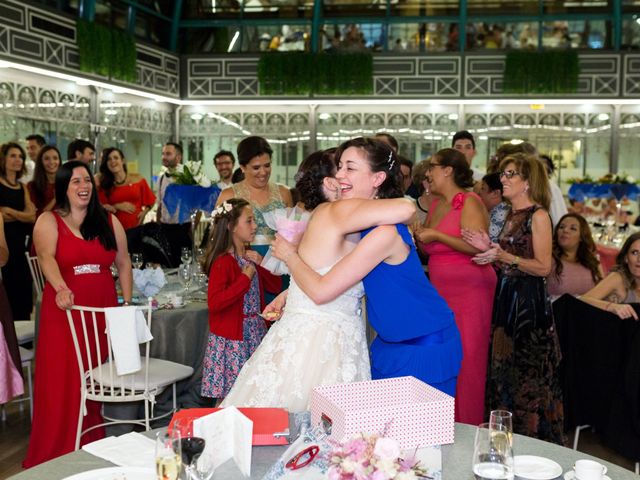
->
<box><xmin>114</xmin><ymin>175</ymin><xmax>127</xmax><ymax>186</ymax></box>
<box><xmin>4</xmin><ymin>177</ymin><xmax>18</xmax><ymax>187</ymax></box>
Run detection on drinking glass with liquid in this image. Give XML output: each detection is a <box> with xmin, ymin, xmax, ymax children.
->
<box><xmin>472</xmin><ymin>422</ymin><xmax>514</xmax><ymax>480</ymax></box>
<box><xmin>156</xmin><ymin>431</ymin><xmax>182</xmax><ymax>480</ymax></box>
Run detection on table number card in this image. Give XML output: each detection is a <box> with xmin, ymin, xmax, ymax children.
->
<box><xmin>193</xmin><ymin>406</ymin><xmax>253</xmax><ymax>476</ymax></box>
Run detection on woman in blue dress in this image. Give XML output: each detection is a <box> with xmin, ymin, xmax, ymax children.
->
<box><xmin>271</xmin><ymin>137</ymin><xmax>462</xmax><ymax>396</ymax></box>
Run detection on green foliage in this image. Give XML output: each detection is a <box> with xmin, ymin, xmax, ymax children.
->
<box><xmin>76</xmin><ymin>20</ymin><xmax>137</xmax><ymax>82</ymax></box>
<box><xmin>258</xmin><ymin>52</ymin><xmax>373</xmax><ymax>96</ymax></box>
<box><xmin>503</xmin><ymin>50</ymin><xmax>580</xmax><ymax>94</ymax></box>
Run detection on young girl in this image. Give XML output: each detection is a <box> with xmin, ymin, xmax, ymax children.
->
<box><xmin>200</xmin><ymin>198</ymin><xmax>281</xmax><ymax>402</ymax></box>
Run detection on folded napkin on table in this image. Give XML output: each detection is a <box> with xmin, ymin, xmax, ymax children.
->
<box><xmin>82</xmin><ymin>432</ymin><xmax>155</xmax><ymax>468</ymax></box>
<box><xmin>105</xmin><ymin>306</ymin><xmax>154</xmax><ymax>376</ymax></box>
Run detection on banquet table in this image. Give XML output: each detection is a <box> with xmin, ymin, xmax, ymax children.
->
<box><xmin>10</xmin><ymin>423</ymin><xmax>639</xmax><ymax>479</ymax></box>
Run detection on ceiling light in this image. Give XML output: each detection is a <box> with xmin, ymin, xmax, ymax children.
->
<box><xmin>190</xmin><ymin>113</ymin><xmax>204</xmax><ymax>121</ymax></box>
<box><xmin>318</xmin><ymin>113</ymin><xmax>331</xmax><ymax>120</ymax></box>
<box><xmin>510</xmin><ymin>139</ymin><xmax>524</xmax><ymax>145</ymax></box>
<box><xmin>597</xmin><ymin>113</ymin><xmax>609</xmax><ymax>121</ymax></box>
<box><xmin>228</xmin><ymin>31</ymin><xmax>240</xmax><ymax>53</ymax></box>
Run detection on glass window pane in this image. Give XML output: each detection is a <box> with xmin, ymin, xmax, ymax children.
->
<box><xmin>321</xmin><ymin>23</ymin><xmax>385</xmax><ymax>51</ymax></box>
<box><xmin>542</xmin><ymin>20</ymin><xmax>610</xmax><ymax>49</ymax></box>
<box><xmin>623</xmin><ymin>0</ymin><xmax>640</xmax><ymax>13</ymax></box>
<box><xmin>389</xmin><ymin>23</ymin><xmax>453</xmax><ymax>52</ymax></box>
<box><xmin>467</xmin><ymin>0</ymin><xmax>538</xmax><ymax>16</ymax></box>
<box><xmin>389</xmin><ymin>0</ymin><xmax>460</xmax><ymax>17</ymax></box>
<box><xmin>544</xmin><ymin>0</ymin><xmax>612</xmax><ymax>14</ymax></box>
<box><xmin>242</xmin><ymin>0</ymin><xmax>314</xmax><ymax>19</ymax></box>
<box><xmin>241</xmin><ymin>25</ymin><xmax>310</xmax><ymax>52</ymax></box>
<box><xmin>466</xmin><ymin>22</ymin><xmax>539</xmax><ymax>50</ymax></box>
<box><xmin>622</xmin><ymin>18</ymin><xmax>640</xmax><ymax>49</ymax></box>
<box><xmin>323</xmin><ymin>0</ymin><xmax>387</xmax><ymax>17</ymax></box>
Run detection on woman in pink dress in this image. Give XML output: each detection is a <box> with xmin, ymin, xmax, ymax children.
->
<box><xmin>415</xmin><ymin>148</ymin><xmax>497</xmax><ymax>425</ymax></box>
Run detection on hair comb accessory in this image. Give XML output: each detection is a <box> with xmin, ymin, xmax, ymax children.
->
<box><xmin>386</xmin><ymin>149</ymin><xmax>395</xmax><ymax>170</ymax></box>
<box><xmin>212</xmin><ymin>201</ymin><xmax>233</xmax><ymax>219</ymax></box>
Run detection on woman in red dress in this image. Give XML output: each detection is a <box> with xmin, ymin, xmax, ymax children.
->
<box><xmin>97</xmin><ymin>147</ymin><xmax>156</xmax><ymax>230</ymax></box>
<box><xmin>27</xmin><ymin>145</ymin><xmax>61</xmax><ymax>218</ymax></box>
<box><xmin>415</xmin><ymin>148</ymin><xmax>497</xmax><ymax>425</ymax></box>
<box><xmin>23</xmin><ymin>161</ymin><xmax>132</xmax><ymax>467</ymax></box>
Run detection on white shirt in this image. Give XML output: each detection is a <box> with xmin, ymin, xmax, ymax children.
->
<box><xmin>19</xmin><ymin>159</ymin><xmax>35</xmax><ymax>184</ymax></box>
<box><xmin>548</xmin><ymin>180</ymin><xmax>568</xmax><ymax>227</ymax></box>
<box><xmin>216</xmin><ymin>180</ymin><xmax>232</xmax><ymax>190</ymax></box>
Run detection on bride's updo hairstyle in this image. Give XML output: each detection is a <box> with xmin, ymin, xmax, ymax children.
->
<box><xmin>295</xmin><ymin>149</ymin><xmax>337</xmax><ymax>210</ymax></box>
<box><xmin>334</xmin><ymin>137</ymin><xmax>403</xmax><ymax>199</ymax></box>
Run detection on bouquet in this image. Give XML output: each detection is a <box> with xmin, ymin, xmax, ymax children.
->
<box><xmin>168</xmin><ymin>160</ymin><xmax>211</xmax><ymax>187</ymax></box>
<box><xmin>327</xmin><ymin>434</ymin><xmax>432</xmax><ymax>480</ymax></box>
<box><xmin>133</xmin><ymin>266</ymin><xmax>166</xmax><ymax>298</ymax></box>
<box><xmin>261</xmin><ymin>207</ymin><xmax>311</xmax><ymax>275</ymax></box>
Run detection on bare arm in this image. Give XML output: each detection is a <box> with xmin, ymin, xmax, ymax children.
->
<box><xmin>215</xmin><ymin>187</ymin><xmax>234</xmax><ymax>207</ymax></box>
<box><xmin>278</xmin><ymin>185</ymin><xmax>293</xmax><ymax>208</ymax></box>
<box><xmin>34</xmin><ymin>212</ymin><xmax>74</xmax><ymax>309</ymax></box>
<box><xmin>112</xmin><ymin>216</ymin><xmax>133</xmax><ymax>303</ymax></box>
<box><xmin>580</xmin><ymin>272</ymin><xmax>638</xmax><ymax>320</ymax></box>
<box><xmin>281</xmin><ymin>226</ymin><xmax>398</xmax><ymax>304</ymax></box>
<box><xmin>0</xmin><ymin>216</ymin><xmax>8</xmax><ymax>267</ymax></box>
<box><xmin>325</xmin><ymin>198</ymin><xmax>416</xmax><ymax>236</ymax></box>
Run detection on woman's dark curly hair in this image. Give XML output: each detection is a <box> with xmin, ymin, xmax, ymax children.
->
<box><xmin>295</xmin><ymin>149</ymin><xmax>337</xmax><ymax>210</ymax></box>
<box><xmin>31</xmin><ymin>145</ymin><xmax>61</xmax><ymax>206</ymax></box>
<box><xmin>552</xmin><ymin>213</ymin><xmax>602</xmax><ymax>284</ymax></box>
<box><xmin>99</xmin><ymin>147</ymin><xmax>127</xmax><ymax>198</ymax></box>
<box><xmin>613</xmin><ymin>231</ymin><xmax>640</xmax><ymax>290</ymax></box>
<box><xmin>432</xmin><ymin>148</ymin><xmax>474</xmax><ymax>189</ymax></box>
<box><xmin>334</xmin><ymin>137</ymin><xmax>403</xmax><ymax>199</ymax></box>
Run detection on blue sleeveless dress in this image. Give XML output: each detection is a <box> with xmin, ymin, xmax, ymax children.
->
<box><xmin>362</xmin><ymin>224</ymin><xmax>462</xmax><ymax>396</ymax></box>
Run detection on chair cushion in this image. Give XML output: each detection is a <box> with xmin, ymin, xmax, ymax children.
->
<box><xmin>19</xmin><ymin>346</ymin><xmax>34</xmax><ymax>362</ymax></box>
<box><xmin>90</xmin><ymin>358</ymin><xmax>194</xmax><ymax>391</ymax></box>
<box><xmin>14</xmin><ymin>321</ymin><xmax>35</xmax><ymax>344</ymax></box>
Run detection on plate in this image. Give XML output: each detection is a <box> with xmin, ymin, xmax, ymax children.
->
<box><xmin>63</xmin><ymin>467</ymin><xmax>155</xmax><ymax>480</ymax></box>
<box><xmin>564</xmin><ymin>472</ymin><xmax>611</xmax><ymax>480</ymax></box>
<box><xmin>514</xmin><ymin>455</ymin><xmax>563</xmax><ymax>480</ymax></box>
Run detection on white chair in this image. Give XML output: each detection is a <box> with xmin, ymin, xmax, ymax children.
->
<box><xmin>66</xmin><ymin>300</ymin><xmax>193</xmax><ymax>450</ymax></box>
<box><xmin>25</xmin><ymin>253</ymin><xmax>45</xmax><ymax>298</ymax></box>
<box><xmin>14</xmin><ymin>321</ymin><xmax>35</xmax><ymax>345</ymax></box>
<box><xmin>1</xmin><ymin>346</ymin><xmax>34</xmax><ymax>422</ymax></box>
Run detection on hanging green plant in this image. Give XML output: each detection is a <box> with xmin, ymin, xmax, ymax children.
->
<box><xmin>503</xmin><ymin>50</ymin><xmax>580</xmax><ymax>94</ymax></box>
<box><xmin>76</xmin><ymin>20</ymin><xmax>137</xmax><ymax>83</ymax></box>
<box><xmin>258</xmin><ymin>52</ymin><xmax>373</xmax><ymax>96</ymax></box>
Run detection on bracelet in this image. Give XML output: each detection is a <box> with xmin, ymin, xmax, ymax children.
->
<box><xmin>511</xmin><ymin>256</ymin><xmax>520</xmax><ymax>268</ymax></box>
<box><xmin>122</xmin><ymin>301</ymin><xmax>131</xmax><ymax>306</ymax></box>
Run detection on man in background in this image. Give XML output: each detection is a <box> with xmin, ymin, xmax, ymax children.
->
<box><xmin>67</xmin><ymin>139</ymin><xmax>96</xmax><ymax>165</ymax></box>
<box><xmin>452</xmin><ymin>130</ymin><xmax>483</xmax><ymax>182</ymax></box>
<box><xmin>213</xmin><ymin>150</ymin><xmax>235</xmax><ymax>190</ymax></box>
<box><xmin>22</xmin><ymin>134</ymin><xmax>45</xmax><ymax>184</ymax></box>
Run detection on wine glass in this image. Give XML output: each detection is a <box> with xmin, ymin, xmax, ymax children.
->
<box><xmin>131</xmin><ymin>253</ymin><xmax>143</xmax><ymax>270</ymax></box>
<box><xmin>472</xmin><ymin>423</ymin><xmax>514</xmax><ymax>480</ymax></box>
<box><xmin>179</xmin><ymin>263</ymin><xmax>193</xmax><ymax>297</ymax></box>
<box><xmin>173</xmin><ymin>418</ymin><xmax>207</xmax><ymax>478</ymax></box>
<box><xmin>489</xmin><ymin>410</ymin><xmax>513</xmax><ymax>448</ymax></box>
<box><xmin>189</xmin><ymin>452</ymin><xmax>216</xmax><ymax>480</ymax></box>
<box><xmin>156</xmin><ymin>431</ymin><xmax>182</xmax><ymax>480</ymax></box>
<box><xmin>195</xmin><ymin>247</ymin><xmax>205</xmax><ymax>264</ymax></box>
<box><xmin>181</xmin><ymin>247</ymin><xmax>193</xmax><ymax>265</ymax></box>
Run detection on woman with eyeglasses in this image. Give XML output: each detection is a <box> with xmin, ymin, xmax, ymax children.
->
<box><xmin>414</xmin><ymin>148</ymin><xmax>496</xmax><ymax>425</ymax></box>
<box><xmin>463</xmin><ymin>152</ymin><xmax>565</xmax><ymax>444</ymax></box>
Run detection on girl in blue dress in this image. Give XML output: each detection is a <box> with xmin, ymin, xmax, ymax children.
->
<box><xmin>271</xmin><ymin>137</ymin><xmax>462</xmax><ymax>396</ymax></box>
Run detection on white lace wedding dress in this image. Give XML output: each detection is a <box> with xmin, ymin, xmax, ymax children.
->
<box><xmin>221</xmin><ymin>265</ymin><xmax>371</xmax><ymax>412</ymax></box>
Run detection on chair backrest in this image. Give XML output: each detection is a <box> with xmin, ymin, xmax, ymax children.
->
<box><xmin>25</xmin><ymin>253</ymin><xmax>45</xmax><ymax>298</ymax></box>
<box><xmin>65</xmin><ymin>300</ymin><xmax>153</xmax><ymax>400</ymax></box>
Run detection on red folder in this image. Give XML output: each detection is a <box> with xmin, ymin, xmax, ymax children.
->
<box><xmin>169</xmin><ymin>407</ymin><xmax>290</xmax><ymax>445</ymax></box>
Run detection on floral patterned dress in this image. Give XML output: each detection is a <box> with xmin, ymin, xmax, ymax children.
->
<box><xmin>487</xmin><ymin>205</ymin><xmax>566</xmax><ymax>445</ymax></box>
<box><xmin>201</xmin><ymin>255</ymin><xmax>267</xmax><ymax>398</ymax></box>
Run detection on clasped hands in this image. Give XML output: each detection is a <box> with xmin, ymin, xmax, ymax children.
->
<box><xmin>461</xmin><ymin>229</ymin><xmax>505</xmax><ymax>265</ymax></box>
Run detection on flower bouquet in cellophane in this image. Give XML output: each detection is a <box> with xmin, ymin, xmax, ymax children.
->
<box><xmin>261</xmin><ymin>207</ymin><xmax>311</xmax><ymax>275</ymax></box>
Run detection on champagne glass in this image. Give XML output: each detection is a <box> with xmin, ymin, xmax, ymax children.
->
<box><xmin>489</xmin><ymin>410</ymin><xmax>513</xmax><ymax>448</ymax></box>
<box><xmin>195</xmin><ymin>247</ymin><xmax>205</xmax><ymax>264</ymax></box>
<box><xmin>189</xmin><ymin>452</ymin><xmax>216</xmax><ymax>480</ymax></box>
<box><xmin>472</xmin><ymin>423</ymin><xmax>514</xmax><ymax>480</ymax></box>
<box><xmin>131</xmin><ymin>253</ymin><xmax>143</xmax><ymax>270</ymax></box>
<box><xmin>179</xmin><ymin>263</ymin><xmax>193</xmax><ymax>297</ymax></box>
<box><xmin>181</xmin><ymin>247</ymin><xmax>193</xmax><ymax>265</ymax></box>
<box><xmin>156</xmin><ymin>431</ymin><xmax>182</xmax><ymax>480</ymax></box>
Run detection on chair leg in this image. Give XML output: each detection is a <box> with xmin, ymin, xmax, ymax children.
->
<box><xmin>144</xmin><ymin>396</ymin><xmax>150</xmax><ymax>431</ymax></box>
<box><xmin>26</xmin><ymin>361</ymin><xmax>33</xmax><ymax>420</ymax></box>
<box><xmin>75</xmin><ymin>392</ymin><xmax>86</xmax><ymax>451</ymax></box>
<box><xmin>1</xmin><ymin>405</ymin><xmax>5</xmax><ymax>423</ymax></box>
<box><xmin>172</xmin><ymin>383</ymin><xmax>177</xmax><ymax>413</ymax></box>
<box><xmin>635</xmin><ymin>461</ymin><xmax>639</xmax><ymax>475</ymax></box>
<box><xmin>573</xmin><ymin>424</ymin><xmax>590</xmax><ymax>451</ymax></box>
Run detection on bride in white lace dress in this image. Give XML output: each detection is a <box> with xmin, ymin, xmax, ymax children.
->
<box><xmin>221</xmin><ymin>150</ymin><xmax>415</xmax><ymax>412</ymax></box>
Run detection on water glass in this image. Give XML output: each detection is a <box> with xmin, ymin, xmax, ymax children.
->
<box><xmin>156</xmin><ymin>431</ymin><xmax>182</xmax><ymax>480</ymax></box>
<box><xmin>472</xmin><ymin>423</ymin><xmax>514</xmax><ymax>480</ymax></box>
<box><xmin>181</xmin><ymin>247</ymin><xmax>193</xmax><ymax>265</ymax></box>
<box><xmin>188</xmin><ymin>452</ymin><xmax>216</xmax><ymax>480</ymax></box>
<box><xmin>179</xmin><ymin>263</ymin><xmax>192</xmax><ymax>296</ymax></box>
<box><xmin>131</xmin><ymin>253</ymin><xmax>143</xmax><ymax>270</ymax></box>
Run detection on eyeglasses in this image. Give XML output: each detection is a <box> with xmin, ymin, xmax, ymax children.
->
<box><xmin>499</xmin><ymin>170</ymin><xmax>521</xmax><ymax>179</ymax></box>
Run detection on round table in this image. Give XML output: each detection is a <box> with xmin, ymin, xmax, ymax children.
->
<box><xmin>10</xmin><ymin>423</ymin><xmax>638</xmax><ymax>479</ymax></box>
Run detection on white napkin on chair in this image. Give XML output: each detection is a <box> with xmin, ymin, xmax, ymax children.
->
<box><xmin>82</xmin><ymin>432</ymin><xmax>155</xmax><ymax>468</ymax></box>
<box><xmin>105</xmin><ymin>306</ymin><xmax>154</xmax><ymax>376</ymax></box>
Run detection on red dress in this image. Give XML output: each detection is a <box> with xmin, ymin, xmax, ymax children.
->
<box><xmin>420</xmin><ymin>192</ymin><xmax>497</xmax><ymax>425</ymax></box>
<box><xmin>23</xmin><ymin>212</ymin><xmax>118</xmax><ymax>468</ymax></box>
<box><xmin>98</xmin><ymin>178</ymin><xmax>156</xmax><ymax>230</ymax></box>
<box><xmin>27</xmin><ymin>181</ymin><xmax>55</xmax><ymax>218</ymax></box>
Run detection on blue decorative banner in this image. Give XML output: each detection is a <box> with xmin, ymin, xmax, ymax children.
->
<box><xmin>568</xmin><ymin>183</ymin><xmax>640</xmax><ymax>201</ymax></box>
<box><xmin>163</xmin><ymin>184</ymin><xmax>221</xmax><ymax>223</ymax></box>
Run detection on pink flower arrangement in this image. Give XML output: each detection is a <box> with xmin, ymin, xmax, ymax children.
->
<box><xmin>327</xmin><ymin>434</ymin><xmax>432</xmax><ymax>480</ymax></box>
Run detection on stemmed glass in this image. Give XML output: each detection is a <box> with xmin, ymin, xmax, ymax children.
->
<box><xmin>131</xmin><ymin>253</ymin><xmax>143</xmax><ymax>270</ymax></box>
<box><xmin>155</xmin><ymin>431</ymin><xmax>182</xmax><ymax>480</ymax></box>
<box><xmin>472</xmin><ymin>423</ymin><xmax>514</xmax><ymax>480</ymax></box>
<box><xmin>173</xmin><ymin>418</ymin><xmax>207</xmax><ymax>479</ymax></box>
<box><xmin>181</xmin><ymin>247</ymin><xmax>193</xmax><ymax>265</ymax></box>
<box><xmin>179</xmin><ymin>263</ymin><xmax>193</xmax><ymax>298</ymax></box>
<box><xmin>188</xmin><ymin>452</ymin><xmax>216</xmax><ymax>480</ymax></box>
<box><xmin>489</xmin><ymin>410</ymin><xmax>513</xmax><ymax>448</ymax></box>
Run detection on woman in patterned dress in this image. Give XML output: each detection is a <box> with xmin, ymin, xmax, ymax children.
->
<box><xmin>464</xmin><ymin>152</ymin><xmax>566</xmax><ymax>444</ymax></box>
